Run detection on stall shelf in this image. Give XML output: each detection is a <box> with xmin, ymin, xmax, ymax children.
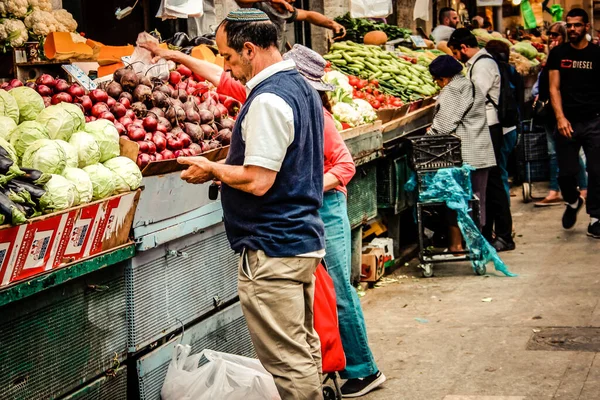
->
<box><xmin>126</xmin><ymin>222</ymin><xmax>238</xmax><ymax>353</ymax></box>
<box><xmin>59</xmin><ymin>366</ymin><xmax>127</xmax><ymax>400</ymax></box>
<box><xmin>0</xmin><ymin>259</ymin><xmax>129</xmax><ymax>400</ymax></box>
<box><xmin>135</xmin><ymin>302</ymin><xmax>255</xmax><ymax>400</ymax></box>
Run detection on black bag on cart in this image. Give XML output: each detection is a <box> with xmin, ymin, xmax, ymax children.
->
<box><xmin>516</xmin><ymin>119</ymin><xmax>549</xmax><ymax>202</ymax></box>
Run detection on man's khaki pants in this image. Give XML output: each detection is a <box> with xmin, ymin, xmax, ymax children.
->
<box><xmin>238</xmin><ymin>249</ymin><xmax>323</xmax><ymax>400</ymax></box>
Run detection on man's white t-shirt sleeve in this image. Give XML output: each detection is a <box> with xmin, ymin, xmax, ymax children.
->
<box><xmin>241</xmin><ymin>93</ymin><xmax>294</xmax><ymax>172</ymax></box>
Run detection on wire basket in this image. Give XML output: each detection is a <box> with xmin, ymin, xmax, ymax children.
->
<box><xmin>410</xmin><ymin>134</ymin><xmax>462</xmax><ymax>171</ymax></box>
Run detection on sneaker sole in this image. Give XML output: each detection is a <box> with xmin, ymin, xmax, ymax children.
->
<box><xmin>342</xmin><ymin>373</ymin><xmax>387</xmax><ymax>398</ymax></box>
<box><xmin>563</xmin><ymin>198</ymin><xmax>585</xmax><ymax>230</ymax></box>
<box><xmin>534</xmin><ymin>202</ymin><xmax>564</xmax><ymax>207</ymax></box>
<box><xmin>586</xmin><ymin>232</ymin><xmax>600</xmax><ymax>239</ymax></box>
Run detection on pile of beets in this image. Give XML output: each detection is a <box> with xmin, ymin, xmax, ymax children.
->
<box><xmin>30</xmin><ymin>64</ymin><xmax>242</xmax><ymax>169</ymax></box>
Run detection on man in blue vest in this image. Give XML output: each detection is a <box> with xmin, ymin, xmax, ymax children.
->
<box><xmin>177</xmin><ymin>9</ymin><xmax>326</xmax><ymax>399</ymax></box>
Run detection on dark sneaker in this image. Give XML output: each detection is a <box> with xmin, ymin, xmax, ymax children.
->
<box><xmin>587</xmin><ymin>221</ymin><xmax>600</xmax><ymax>238</ymax></box>
<box><xmin>491</xmin><ymin>237</ymin><xmax>516</xmax><ymax>252</ymax></box>
<box><xmin>341</xmin><ymin>371</ymin><xmax>386</xmax><ymax>398</ymax></box>
<box><xmin>562</xmin><ymin>197</ymin><xmax>585</xmax><ymax>230</ymax></box>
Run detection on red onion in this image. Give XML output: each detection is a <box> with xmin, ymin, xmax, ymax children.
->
<box><xmin>91</xmin><ymin>102</ymin><xmax>109</xmax><ymax>117</ymax></box>
<box><xmin>54</xmin><ymin>79</ymin><xmax>70</xmax><ymax>93</ymax></box>
<box><xmin>68</xmin><ymin>84</ymin><xmax>85</xmax><ymax>98</ymax></box>
<box><xmin>37</xmin><ymin>85</ymin><xmax>52</xmax><ymax>97</ymax></box>
<box><xmin>137</xmin><ymin>153</ymin><xmax>151</xmax><ymax>169</ymax></box>
<box><xmin>90</xmin><ymin>89</ymin><xmax>109</xmax><ymax>103</ymax></box>
<box><xmin>51</xmin><ymin>92</ymin><xmax>73</xmax><ymax>104</ymax></box>
<box><xmin>36</xmin><ymin>74</ymin><xmax>55</xmax><ymax>87</ymax></box>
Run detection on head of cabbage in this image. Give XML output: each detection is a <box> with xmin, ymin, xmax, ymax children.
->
<box><xmin>69</xmin><ymin>131</ymin><xmax>101</xmax><ymax>168</ymax></box>
<box><xmin>36</xmin><ymin>102</ymin><xmax>85</xmax><ymax>142</ymax></box>
<box><xmin>83</xmin><ymin>164</ymin><xmax>116</xmax><ymax>200</ymax></box>
<box><xmin>84</xmin><ymin>120</ymin><xmax>120</xmax><ymax>162</ymax></box>
<box><xmin>0</xmin><ymin>89</ymin><xmax>19</xmax><ymax>124</ymax></box>
<box><xmin>0</xmin><ymin>116</ymin><xmax>17</xmax><ymax>140</ymax></box>
<box><xmin>103</xmin><ymin>156</ymin><xmax>142</xmax><ymax>193</ymax></box>
<box><xmin>62</xmin><ymin>167</ymin><xmax>93</xmax><ymax>205</ymax></box>
<box><xmin>10</xmin><ymin>120</ymin><xmax>50</xmax><ymax>159</ymax></box>
<box><xmin>39</xmin><ymin>174</ymin><xmax>77</xmax><ymax>213</ymax></box>
<box><xmin>10</xmin><ymin>87</ymin><xmax>45</xmax><ymax>123</ymax></box>
<box><xmin>0</xmin><ymin>137</ymin><xmax>19</xmax><ymax>163</ymax></box>
<box><xmin>22</xmin><ymin>139</ymin><xmax>67</xmax><ymax>175</ymax></box>
<box><xmin>54</xmin><ymin>139</ymin><xmax>78</xmax><ymax>168</ymax></box>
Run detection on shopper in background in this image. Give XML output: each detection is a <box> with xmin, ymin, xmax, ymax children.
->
<box><xmin>428</xmin><ymin>55</ymin><xmax>496</xmax><ymax>253</ymax></box>
<box><xmin>471</xmin><ymin>15</ymin><xmax>484</xmax><ymax>30</ymax></box>
<box><xmin>448</xmin><ymin>28</ymin><xmax>516</xmax><ymax>252</ymax></box>
<box><xmin>283</xmin><ymin>44</ymin><xmax>386</xmax><ymax>398</ymax></box>
<box><xmin>431</xmin><ymin>7</ymin><xmax>459</xmax><ymax>43</ymax></box>
<box><xmin>533</xmin><ymin>22</ymin><xmax>588</xmax><ymax>206</ymax></box>
<box><xmin>236</xmin><ymin>0</ymin><xmax>345</xmax><ymax>52</ymax></box>
<box><xmin>548</xmin><ymin>8</ymin><xmax>600</xmax><ymax>238</ymax></box>
<box><xmin>157</xmin><ymin>9</ymin><xmax>326</xmax><ymax>398</ymax></box>
<box><xmin>484</xmin><ymin>39</ymin><xmax>522</xmax><ymax>201</ymax></box>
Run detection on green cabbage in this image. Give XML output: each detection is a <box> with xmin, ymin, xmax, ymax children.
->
<box><xmin>40</xmin><ymin>174</ymin><xmax>76</xmax><ymax>213</ymax></box>
<box><xmin>512</xmin><ymin>41</ymin><xmax>538</xmax><ymax>60</ymax></box>
<box><xmin>0</xmin><ymin>137</ymin><xmax>19</xmax><ymax>163</ymax></box>
<box><xmin>10</xmin><ymin>87</ymin><xmax>45</xmax><ymax>123</ymax></box>
<box><xmin>103</xmin><ymin>156</ymin><xmax>142</xmax><ymax>193</ymax></box>
<box><xmin>10</xmin><ymin>120</ymin><xmax>50</xmax><ymax>159</ymax></box>
<box><xmin>55</xmin><ymin>139</ymin><xmax>78</xmax><ymax>168</ymax></box>
<box><xmin>83</xmin><ymin>164</ymin><xmax>116</xmax><ymax>200</ymax></box>
<box><xmin>84</xmin><ymin>120</ymin><xmax>120</xmax><ymax>162</ymax></box>
<box><xmin>36</xmin><ymin>103</ymin><xmax>85</xmax><ymax>142</ymax></box>
<box><xmin>0</xmin><ymin>116</ymin><xmax>17</xmax><ymax>139</ymax></box>
<box><xmin>21</xmin><ymin>139</ymin><xmax>67</xmax><ymax>175</ymax></box>
<box><xmin>0</xmin><ymin>90</ymin><xmax>19</xmax><ymax>124</ymax></box>
<box><xmin>69</xmin><ymin>132</ymin><xmax>101</xmax><ymax>168</ymax></box>
<box><xmin>62</xmin><ymin>167</ymin><xmax>93</xmax><ymax>205</ymax></box>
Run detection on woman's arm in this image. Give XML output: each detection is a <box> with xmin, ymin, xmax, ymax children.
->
<box><xmin>323</xmin><ymin>111</ymin><xmax>355</xmax><ymax>192</ymax></box>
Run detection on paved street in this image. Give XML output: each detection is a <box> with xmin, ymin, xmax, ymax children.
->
<box><xmin>360</xmin><ymin>189</ymin><xmax>600</xmax><ymax>400</ymax></box>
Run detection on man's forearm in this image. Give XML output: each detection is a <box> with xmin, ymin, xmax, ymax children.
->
<box><xmin>297</xmin><ymin>9</ymin><xmax>335</xmax><ymax>29</ymax></box>
<box><xmin>549</xmin><ymin>87</ymin><xmax>565</xmax><ymax>120</ymax></box>
<box><xmin>209</xmin><ymin>162</ymin><xmax>275</xmax><ymax>196</ymax></box>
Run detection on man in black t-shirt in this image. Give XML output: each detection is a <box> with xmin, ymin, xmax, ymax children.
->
<box><xmin>548</xmin><ymin>8</ymin><xmax>600</xmax><ymax>238</ymax></box>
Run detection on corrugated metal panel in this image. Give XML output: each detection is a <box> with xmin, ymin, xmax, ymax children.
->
<box><xmin>58</xmin><ymin>367</ymin><xmax>127</xmax><ymax>400</ymax></box>
<box><xmin>0</xmin><ymin>262</ymin><xmax>127</xmax><ymax>400</ymax></box>
<box><xmin>347</xmin><ymin>163</ymin><xmax>378</xmax><ymax>228</ymax></box>
<box><xmin>126</xmin><ymin>223</ymin><xmax>239</xmax><ymax>352</ymax></box>
<box><xmin>136</xmin><ymin>302</ymin><xmax>255</xmax><ymax>400</ymax></box>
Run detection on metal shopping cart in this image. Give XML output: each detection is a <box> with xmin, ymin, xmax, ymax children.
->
<box><xmin>517</xmin><ymin>119</ymin><xmax>550</xmax><ymax>202</ymax></box>
<box><xmin>409</xmin><ymin>134</ymin><xmax>484</xmax><ymax>277</ymax></box>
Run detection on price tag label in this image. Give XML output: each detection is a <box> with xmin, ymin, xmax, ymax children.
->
<box><xmin>62</xmin><ymin>64</ymin><xmax>97</xmax><ymax>91</ymax></box>
<box><xmin>409</xmin><ymin>35</ymin><xmax>427</xmax><ymax>48</ymax></box>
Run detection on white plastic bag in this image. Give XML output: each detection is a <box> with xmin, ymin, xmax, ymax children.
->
<box><xmin>128</xmin><ymin>32</ymin><xmax>170</xmax><ymax>81</ymax></box>
<box><xmin>156</xmin><ymin>0</ymin><xmax>203</xmax><ymax>20</ymax></box>
<box><xmin>161</xmin><ymin>345</ymin><xmax>281</xmax><ymax>400</ymax></box>
<box><xmin>350</xmin><ymin>0</ymin><xmax>392</xmax><ymax>18</ymax></box>
<box><xmin>413</xmin><ymin>0</ymin><xmax>430</xmax><ymax>21</ymax></box>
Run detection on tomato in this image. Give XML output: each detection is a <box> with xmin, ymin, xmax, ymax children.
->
<box><xmin>356</xmin><ymin>79</ymin><xmax>368</xmax><ymax>90</ymax></box>
<box><xmin>375</xmin><ymin>94</ymin><xmax>385</xmax><ymax>103</ymax></box>
<box><xmin>365</xmin><ymin>87</ymin><xmax>373</xmax><ymax>94</ymax></box>
<box><xmin>341</xmin><ymin>122</ymin><xmax>351</xmax><ymax>130</ymax></box>
<box><xmin>373</xmin><ymin>89</ymin><xmax>380</xmax><ymax>96</ymax></box>
<box><xmin>365</xmin><ymin>94</ymin><xmax>375</xmax><ymax>103</ymax></box>
<box><xmin>392</xmin><ymin>99</ymin><xmax>403</xmax><ymax>107</ymax></box>
<box><xmin>348</xmin><ymin>76</ymin><xmax>359</xmax><ymax>87</ymax></box>
<box><xmin>354</xmin><ymin>91</ymin><xmax>365</xmax><ymax>99</ymax></box>
<box><xmin>370</xmin><ymin>79</ymin><xmax>379</xmax><ymax>87</ymax></box>
<box><xmin>369</xmin><ymin>99</ymin><xmax>381</xmax><ymax>109</ymax></box>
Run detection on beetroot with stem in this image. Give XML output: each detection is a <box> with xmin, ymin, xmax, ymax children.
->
<box><xmin>119</xmin><ymin>92</ymin><xmax>133</xmax><ymax>103</ymax></box>
<box><xmin>188</xmin><ymin>142</ymin><xmax>202</xmax><ymax>155</ymax></box>
<box><xmin>113</xmin><ymin>68</ymin><xmax>127</xmax><ymax>84</ymax></box>
<box><xmin>152</xmin><ymin>91</ymin><xmax>169</xmax><ymax>108</ymax></box>
<box><xmin>148</xmin><ymin>107</ymin><xmax>165</xmax><ymax>118</ymax></box>
<box><xmin>121</xmin><ymin>69</ymin><xmax>139</xmax><ymax>92</ymax></box>
<box><xmin>185</xmin><ymin>108</ymin><xmax>200</xmax><ymax>123</ymax></box>
<box><xmin>217</xmin><ymin>129</ymin><xmax>232</xmax><ymax>145</ymax></box>
<box><xmin>199</xmin><ymin>109</ymin><xmax>214</xmax><ymax>124</ymax></box>
<box><xmin>139</xmin><ymin>75</ymin><xmax>152</xmax><ymax>88</ymax></box>
<box><xmin>131</xmin><ymin>102</ymin><xmax>147</xmax><ymax>118</ymax></box>
<box><xmin>133</xmin><ymin>85</ymin><xmax>152</xmax><ymax>103</ymax></box>
<box><xmin>184</xmin><ymin>122</ymin><xmax>203</xmax><ymax>142</ymax></box>
<box><xmin>218</xmin><ymin>117</ymin><xmax>235</xmax><ymax>130</ymax></box>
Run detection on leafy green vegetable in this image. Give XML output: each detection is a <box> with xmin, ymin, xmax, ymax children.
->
<box><xmin>36</xmin><ymin>103</ymin><xmax>85</xmax><ymax>142</ymax></box>
<box><xmin>62</xmin><ymin>167</ymin><xmax>93</xmax><ymax>205</ymax></box>
<box><xmin>103</xmin><ymin>156</ymin><xmax>142</xmax><ymax>193</ymax></box>
<box><xmin>0</xmin><ymin>90</ymin><xmax>19</xmax><ymax>124</ymax></box>
<box><xmin>69</xmin><ymin>132</ymin><xmax>101</xmax><ymax>168</ymax></box>
<box><xmin>10</xmin><ymin>120</ymin><xmax>50</xmax><ymax>159</ymax></box>
<box><xmin>55</xmin><ymin>139</ymin><xmax>78</xmax><ymax>168</ymax></box>
<box><xmin>83</xmin><ymin>164</ymin><xmax>116</xmax><ymax>200</ymax></box>
<box><xmin>21</xmin><ymin>139</ymin><xmax>67</xmax><ymax>175</ymax></box>
<box><xmin>334</xmin><ymin>13</ymin><xmax>411</xmax><ymax>43</ymax></box>
<box><xmin>0</xmin><ymin>116</ymin><xmax>17</xmax><ymax>140</ymax></box>
<box><xmin>9</xmin><ymin>87</ymin><xmax>45</xmax><ymax>123</ymax></box>
<box><xmin>39</xmin><ymin>174</ymin><xmax>76</xmax><ymax>213</ymax></box>
<box><xmin>84</xmin><ymin>120</ymin><xmax>120</xmax><ymax>163</ymax></box>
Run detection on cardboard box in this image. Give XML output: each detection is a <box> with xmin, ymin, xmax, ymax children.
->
<box><xmin>361</xmin><ymin>247</ymin><xmax>385</xmax><ymax>282</ymax></box>
<box><xmin>368</xmin><ymin>238</ymin><xmax>394</xmax><ymax>268</ymax></box>
<box><xmin>0</xmin><ymin>190</ymin><xmax>140</xmax><ymax>288</ymax></box>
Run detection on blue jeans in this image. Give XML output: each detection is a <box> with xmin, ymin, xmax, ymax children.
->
<box><xmin>498</xmin><ymin>129</ymin><xmax>518</xmax><ymax>201</ymax></box>
<box><xmin>319</xmin><ymin>190</ymin><xmax>378</xmax><ymax>379</ymax></box>
<box><xmin>545</xmin><ymin>121</ymin><xmax>587</xmax><ymax>191</ymax></box>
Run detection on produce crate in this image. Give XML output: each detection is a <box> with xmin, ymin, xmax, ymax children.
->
<box><xmin>59</xmin><ymin>367</ymin><xmax>127</xmax><ymax>400</ymax></box>
<box><xmin>410</xmin><ymin>134</ymin><xmax>462</xmax><ymax>171</ymax></box>
<box><xmin>136</xmin><ymin>302</ymin><xmax>255</xmax><ymax>400</ymax></box>
<box><xmin>377</xmin><ymin>153</ymin><xmax>414</xmax><ymax>213</ymax></box>
<box><xmin>132</xmin><ymin>174</ymin><xmax>223</xmax><ymax>251</ymax></box>
<box><xmin>0</xmin><ymin>261</ymin><xmax>128</xmax><ymax>400</ymax></box>
<box><xmin>126</xmin><ymin>223</ymin><xmax>239</xmax><ymax>352</ymax></box>
<box><xmin>0</xmin><ymin>190</ymin><xmax>140</xmax><ymax>288</ymax></box>
<box><xmin>347</xmin><ymin>163</ymin><xmax>378</xmax><ymax>229</ymax></box>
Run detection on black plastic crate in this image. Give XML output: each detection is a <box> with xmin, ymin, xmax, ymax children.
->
<box><xmin>410</xmin><ymin>134</ymin><xmax>462</xmax><ymax>171</ymax></box>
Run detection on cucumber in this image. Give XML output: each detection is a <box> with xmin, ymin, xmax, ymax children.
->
<box><xmin>331</xmin><ymin>59</ymin><xmax>347</xmax><ymax>66</ymax></box>
<box><xmin>364</xmin><ymin>61</ymin><xmax>380</xmax><ymax>73</ymax></box>
<box><xmin>323</xmin><ymin>53</ymin><xmax>342</xmax><ymax>60</ymax></box>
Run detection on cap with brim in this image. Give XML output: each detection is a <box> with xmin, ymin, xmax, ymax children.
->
<box><xmin>283</xmin><ymin>44</ymin><xmax>335</xmax><ymax>92</ymax></box>
<box><xmin>225</xmin><ymin>8</ymin><xmax>270</xmax><ymax>22</ymax></box>
<box><xmin>428</xmin><ymin>55</ymin><xmax>463</xmax><ymax>78</ymax></box>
